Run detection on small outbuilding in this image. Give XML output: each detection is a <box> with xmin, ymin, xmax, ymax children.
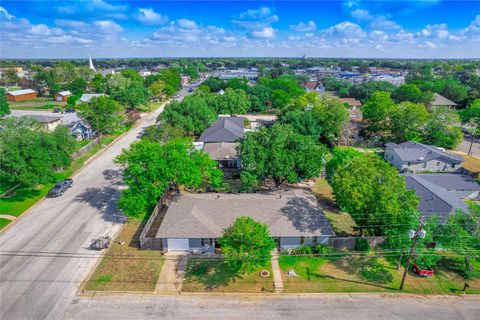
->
<box><xmin>6</xmin><ymin>89</ymin><xmax>37</xmax><ymax>102</ymax></box>
<box><xmin>55</xmin><ymin>90</ymin><xmax>72</xmax><ymax>102</ymax></box>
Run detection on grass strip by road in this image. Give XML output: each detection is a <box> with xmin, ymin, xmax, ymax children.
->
<box><xmin>182</xmin><ymin>259</ymin><xmax>274</xmax><ymax>293</ymax></box>
<box><xmin>0</xmin><ymin>132</ymin><xmax>122</xmax><ymax>227</ymax></box>
<box><xmin>84</xmin><ymin>219</ymin><xmax>164</xmax><ymax>292</ymax></box>
<box><xmin>0</xmin><ymin>218</ymin><xmax>12</xmax><ymax>229</ymax></box>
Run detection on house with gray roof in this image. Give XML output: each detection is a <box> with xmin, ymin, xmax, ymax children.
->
<box><xmin>203</xmin><ymin>142</ymin><xmax>241</xmax><ymax>178</ymax></box>
<box><xmin>155</xmin><ymin>189</ymin><xmax>335</xmax><ymax>252</ymax></box>
<box><xmin>385</xmin><ymin>141</ymin><xmax>463</xmax><ymax>173</ymax></box>
<box><xmin>198</xmin><ymin>116</ymin><xmax>245</xmax><ymax>143</ymax></box>
<box><xmin>428</xmin><ymin>93</ymin><xmax>457</xmax><ymax>109</ymax></box>
<box><xmin>403</xmin><ymin>173</ymin><xmax>480</xmax><ymax>222</ymax></box>
<box><xmin>76</xmin><ymin>93</ymin><xmax>107</xmax><ymax>105</ymax></box>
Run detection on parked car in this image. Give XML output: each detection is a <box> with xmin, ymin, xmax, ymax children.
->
<box><xmin>65</xmin><ymin>108</ymin><xmax>75</xmax><ymax>113</ymax></box>
<box><xmin>53</xmin><ymin>108</ymin><xmax>61</xmax><ymax>113</ymax></box>
<box><xmin>412</xmin><ymin>264</ymin><xmax>434</xmax><ymax>277</ymax></box>
<box><xmin>173</xmin><ymin>94</ymin><xmax>180</xmax><ymax>98</ymax></box>
<box><xmin>47</xmin><ymin>179</ymin><xmax>73</xmax><ymax>197</ymax></box>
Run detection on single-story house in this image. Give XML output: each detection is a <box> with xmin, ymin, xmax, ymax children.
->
<box><xmin>76</xmin><ymin>93</ymin><xmax>106</xmax><ymax>105</ymax></box>
<box><xmin>203</xmin><ymin>142</ymin><xmax>241</xmax><ymax>178</ymax></box>
<box><xmin>237</xmin><ymin>114</ymin><xmax>277</xmax><ymax>131</ymax></box>
<box><xmin>155</xmin><ymin>189</ymin><xmax>335</xmax><ymax>252</ymax></box>
<box><xmin>198</xmin><ymin>116</ymin><xmax>245</xmax><ymax>143</ymax></box>
<box><xmin>67</xmin><ymin>120</ymin><xmax>94</xmax><ymax>140</ymax></box>
<box><xmin>21</xmin><ymin>114</ymin><xmax>62</xmax><ymax>131</ymax></box>
<box><xmin>385</xmin><ymin>141</ymin><xmax>463</xmax><ymax>173</ymax></box>
<box><xmin>338</xmin><ymin>98</ymin><xmax>362</xmax><ymax>109</ymax></box>
<box><xmin>6</xmin><ymin>89</ymin><xmax>37</xmax><ymax>102</ymax></box>
<box><xmin>302</xmin><ymin>81</ymin><xmax>325</xmax><ymax>93</ymax></box>
<box><xmin>428</xmin><ymin>93</ymin><xmax>457</xmax><ymax>109</ymax></box>
<box><xmin>55</xmin><ymin>90</ymin><xmax>72</xmax><ymax>102</ymax></box>
<box><xmin>403</xmin><ymin>173</ymin><xmax>480</xmax><ymax>222</ymax></box>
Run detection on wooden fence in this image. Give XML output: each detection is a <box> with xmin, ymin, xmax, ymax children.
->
<box><xmin>328</xmin><ymin>236</ymin><xmax>385</xmax><ymax>250</ymax></box>
<box><xmin>72</xmin><ymin>137</ymin><xmax>100</xmax><ymax>160</ymax></box>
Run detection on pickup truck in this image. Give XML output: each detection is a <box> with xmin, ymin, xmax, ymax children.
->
<box><xmin>412</xmin><ymin>264</ymin><xmax>434</xmax><ymax>277</ymax></box>
<box><xmin>47</xmin><ymin>179</ymin><xmax>73</xmax><ymax>197</ymax></box>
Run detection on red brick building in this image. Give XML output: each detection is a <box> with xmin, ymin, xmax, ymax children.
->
<box><xmin>6</xmin><ymin>89</ymin><xmax>37</xmax><ymax>102</ymax></box>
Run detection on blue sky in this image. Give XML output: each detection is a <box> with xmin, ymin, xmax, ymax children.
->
<box><xmin>1</xmin><ymin>0</ymin><xmax>479</xmax><ymax>58</ymax></box>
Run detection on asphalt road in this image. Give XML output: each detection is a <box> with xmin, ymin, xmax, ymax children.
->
<box><xmin>66</xmin><ymin>294</ymin><xmax>480</xmax><ymax>320</ymax></box>
<box><xmin>0</xmin><ymin>101</ymin><xmax>168</xmax><ymax>320</ymax></box>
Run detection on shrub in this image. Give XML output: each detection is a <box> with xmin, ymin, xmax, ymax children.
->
<box><xmin>355</xmin><ymin>238</ymin><xmax>371</xmax><ymax>252</ymax></box>
<box><xmin>315</xmin><ymin>244</ymin><xmax>334</xmax><ymax>254</ymax></box>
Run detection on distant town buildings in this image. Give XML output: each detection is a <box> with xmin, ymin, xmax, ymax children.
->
<box><xmin>216</xmin><ymin>69</ymin><xmax>259</xmax><ymax>81</ymax></box>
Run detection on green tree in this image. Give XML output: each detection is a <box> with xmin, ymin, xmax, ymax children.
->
<box><xmin>361</xmin><ymin>91</ymin><xmax>396</xmax><ymax>134</ymax></box>
<box><xmin>0</xmin><ymin>69</ymin><xmax>20</xmax><ymax>86</ymax></box>
<box><xmin>219</xmin><ymin>216</ymin><xmax>276</xmax><ymax>274</ymax></box>
<box><xmin>227</xmin><ymin>78</ymin><xmax>249</xmax><ymax>91</ymax></box>
<box><xmin>159</xmin><ymin>95</ymin><xmax>217</xmax><ymax>136</ymax></box>
<box><xmin>247</xmin><ymin>85</ymin><xmax>271</xmax><ymax>112</ymax></box>
<box><xmin>330</xmin><ymin>154</ymin><xmax>419</xmax><ymax>236</ymax></box>
<box><xmin>0</xmin><ymin>88</ymin><xmax>10</xmax><ymax>117</ymax></box>
<box><xmin>390</xmin><ymin>102</ymin><xmax>429</xmax><ymax>142</ymax></box>
<box><xmin>349</xmin><ymin>81</ymin><xmax>396</xmax><ymax>101</ymax></box>
<box><xmin>393</xmin><ymin>84</ymin><xmax>424</xmax><ymax>103</ymax></box>
<box><xmin>0</xmin><ymin>118</ymin><xmax>75</xmax><ymax>187</ymax></box>
<box><xmin>239</xmin><ymin>124</ymin><xmax>326</xmax><ymax>189</ymax></box>
<box><xmin>202</xmin><ymin>76</ymin><xmax>226</xmax><ymax>92</ymax></box>
<box><xmin>77</xmin><ymin>96</ymin><xmax>124</xmax><ymax>135</ymax></box>
<box><xmin>326</xmin><ymin>147</ymin><xmax>362</xmax><ymax>182</ymax></box>
<box><xmin>142</xmin><ymin>123</ymin><xmax>186</xmax><ymax>143</ymax></box>
<box><xmin>212</xmin><ymin>88</ymin><xmax>251</xmax><ymax>115</ymax></box>
<box><xmin>423</xmin><ymin>106</ymin><xmax>463</xmax><ymax>149</ymax></box>
<box><xmin>459</xmin><ymin>99</ymin><xmax>480</xmax><ymax>127</ymax></box>
<box><xmin>115</xmin><ymin>139</ymin><xmax>223</xmax><ymax>217</ymax></box>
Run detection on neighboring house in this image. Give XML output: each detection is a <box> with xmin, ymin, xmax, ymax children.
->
<box><xmin>198</xmin><ymin>116</ymin><xmax>245</xmax><ymax>143</ymax></box>
<box><xmin>55</xmin><ymin>90</ymin><xmax>72</xmax><ymax>102</ymax></box>
<box><xmin>338</xmin><ymin>98</ymin><xmax>362</xmax><ymax>110</ymax></box>
<box><xmin>302</xmin><ymin>81</ymin><xmax>325</xmax><ymax>93</ymax></box>
<box><xmin>238</xmin><ymin>114</ymin><xmax>277</xmax><ymax>131</ymax></box>
<box><xmin>403</xmin><ymin>173</ymin><xmax>480</xmax><ymax>222</ymax></box>
<box><xmin>203</xmin><ymin>142</ymin><xmax>241</xmax><ymax>178</ymax></box>
<box><xmin>6</xmin><ymin>89</ymin><xmax>37</xmax><ymax>102</ymax></box>
<box><xmin>428</xmin><ymin>93</ymin><xmax>457</xmax><ymax>109</ymax></box>
<box><xmin>76</xmin><ymin>93</ymin><xmax>107</xmax><ymax>105</ymax></box>
<box><xmin>154</xmin><ymin>189</ymin><xmax>335</xmax><ymax>252</ymax></box>
<box><xmin>21</xmin><ymin>114</ymin><xmax>62</xmax><ymax>131</ymax></box>
<box><xmin>67</xmin><ymin>120</ymin><xmax>94</xmax><ymax>140</ymax></box>
<box><xmin>385</xmin><ymin>141</ymin><xmax>464</xmax><ymax>172</ymax></box>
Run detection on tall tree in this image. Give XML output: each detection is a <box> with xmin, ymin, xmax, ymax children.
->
<box><xmin>115</xmin><ymin>139</ymin><xmax>223</xmax><ymax>217</ymax></box>
<box><xmin>423</xmin><ymin>106</ymin><xmax>463</xmax><ymax>149</ymax></box>
<box><xmin>390</xmin><ymin>102</ymin><xmax>429</xmax><ymax>142</ymax></box>
<box><xmin>219</xmin><ymin>216</ymin><xmax>276</xmax><ymax>274</ymax></box>
<box><xmin>361</xmin><ymin>91</ymin><xmax>396</xmax><ymax>134</ymax></box>
<box><xmin>0</xmin><ymin>88</ymin><xmax>10</xmax><ymax>117</ymax></box>
<box><xmin>77</xmin><ymin>96</ymin><xmax>124</xmax><ymax>135</ymax></box>
<box><xmin>330</xmin><ymin>154</ymin><xmax>419</xmax><ymax>236</ymax></box>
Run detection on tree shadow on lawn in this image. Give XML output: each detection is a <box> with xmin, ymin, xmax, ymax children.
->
<box><xmin>0</xmin><ymin>187</ymin><xmax>42</xmax><ymax>203</ymax></box>
<box><xmin>186</xmin><ymin>259</ymin><xmax>242</xmax><ymax>291</ymax></box>
<box><xmin>332</xmin><ymin>256</ymin><xmax>394</xmax><ymax>287</ymax></box>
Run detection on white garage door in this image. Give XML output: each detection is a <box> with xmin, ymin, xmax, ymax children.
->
<box><xmin>167</xmin><ymin>238</ymin><xmax>189</xmax><ymax>252</ymax></box>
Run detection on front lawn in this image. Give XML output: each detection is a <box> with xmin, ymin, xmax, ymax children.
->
<box><xmin>8</xmin><ymin>97</ymin><xmax>64</xmax><ymax>111</ymax></box>
<box><xmin>182</xmin><ymin>259</ymin><xmax>274</xmax><ymax>293</ymax></box>
<box><xmin>279</xmin><ymin>254</ymin><xmax>480</xmax><ymax>294</ymax></box>
<box><xmin>84</xmin><ymin>219</ymin><xmax>164</xmax><ymax>292</ymax></box>
<box><xmin>0</xmin><ymin>218</ymin><xmax>12</xmax><ymax>229</ymax></box>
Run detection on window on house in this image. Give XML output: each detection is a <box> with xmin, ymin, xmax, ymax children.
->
<box><xmin>423</xmin><ymin>162</ymin><xmax>427</xmax><ymax>168</ymax></box>
<box><xmin>300</xmin><ymin>236</ymin><xmax>305</xmax><ymax>245</ymax></box>
<box><xmin>451</xmin><ymin>163</ymin><xmax>455</xmax><ymax>168</ymax></box>
<box><xmin>437</xmin><ymin>161</ymin><xmax>440</xmax><ymax>166</ymax></box>
<box><xmin>407</xmin><ymin>162</ymin><xmax>411</xmax><ymax>166</ymax></box>
<box><xmin>312</xmin><ymin>236</ymin><xmax>318</xmax><ymax>243</ymax></box>
<box><xmin>201</xmin><ymin>238</ymin><xmax>214</xmax><ymax>246</ymax></box>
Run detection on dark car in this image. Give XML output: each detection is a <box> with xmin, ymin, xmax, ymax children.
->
<box><xmin>53</xmin><ymin>108</ymin><xmax>61</xmax><ymax>113</ymax></box>
<box><xmin>65</xmin><ymin>108</ymin><xmax>75</xmax><ymax>113</ymax></box>
<box><xmin>47</xmin><ymin>179</ymin><xmax>73</xmax><ymax>197</ymax></box>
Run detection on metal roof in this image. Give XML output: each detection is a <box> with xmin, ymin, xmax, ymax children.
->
<box><xmin>156</xmin><ymin>189</ymin><xmax>335</xmax><ymax>239</ymax></box>
<box><xmin>7</xmin><ymin>89</ymin><xmax>36</xmax><ymax>96</ymax></box>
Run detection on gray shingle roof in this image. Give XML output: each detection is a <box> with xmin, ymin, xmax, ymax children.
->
<box><xmin>386</xmin><ymin>141</ymin><xmax>463</xmax><ymax>164</ymax></box>
<box><xmin>203</xmin><ymin>142</ymin><xmax>238</xmax><ymax>161</ymax></box>
<box><xmin>198</xmin><ymin>117</ymin><xmax>244</xmax><ymax>143</ymax></box>
<box><xmin>402</xmin><ymin>173</ymin><xmax>480</xmax><ymax>222</ymax></box>
<box><xmin>430</xmin><ymin>93</ymin><xmax>457</xmax><ymax>106</ymax></box>
<box><xmin>156</xmin><ymin>189</ymin><xmax>335</xmax><ymax>239</ymax></box>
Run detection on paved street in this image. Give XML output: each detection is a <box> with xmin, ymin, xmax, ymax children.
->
<box><xmin>0</xmin><ymin>101</ymin><xmax>168</xmax><ymax>320</ymax></box>
<box><xmin>66</xmin><ymin>294</ymin><xmax>480</xmax><ymax>320</ymax></box>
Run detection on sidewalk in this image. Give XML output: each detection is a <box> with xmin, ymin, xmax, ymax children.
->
<box><xmin>270</xmin><ymin>249</ymin><xmax>284</xmax><ymax>293</ymax></box>
<box><xmin>155</xmin><ymin>253</ymin><xmax>188</xmax><ymax>293</ymax></box>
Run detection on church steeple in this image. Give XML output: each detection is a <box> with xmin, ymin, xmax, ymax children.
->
<box><xmin>88</xmin><ymin>54</ymin><xmax>96</xmax><ymax>72</ymax></box>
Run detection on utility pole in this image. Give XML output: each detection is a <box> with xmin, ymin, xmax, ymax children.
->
<box><xmin>399</xmin><ymin>218</ymin><xmax>425</xmax><ymax>290</ymax></box>
<box><xmin>468</xmin><ymin>122</ymin><xmax>477</xmax><ymax>156</ymax></box>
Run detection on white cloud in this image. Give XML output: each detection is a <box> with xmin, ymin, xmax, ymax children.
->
<box><xmin>232</xmin><ymin>6</ymin><xmax>278</xmax><ymax>31</ymax></box>
<box><xmin>369</xmin><ymin>16</ymin><xmax>401</xmax><ymax>30</ymax></box>
<box><xmin>324</xmin><ymin>21</ymin><xmax>365</xmax><ymax>40</ymax></box>
<box><xmin>250</xmin><ymin>27</ymin><xmax>275</xmax><ymax>39</ymax></box>
<box><xmin>289</xmin><ymin>21</ymin><xmax>316</xmax><ymax>32</ymax></box>
<box><xmin>94</xmin><ymin>20</ymin><xmax>124</xmax><ymax>33</ymax></box>
<box><xmin>0</xmin><ymin>6</ymin><xmax>15</xmax><ymax>20</ymax></box>
<box><xmin>55</xmin><ymin>19</ymin><xmax>90</xmax><ymax>29</ymax></box>
<box><xmin>88</xmin><ymin>0</ymin><xmax>127</xmax><ymax>12</ymax></box>
<box><xmin>177</xmin><ymin>19</ymin><xmax>198</xmax><ymax>30</ymax></box>
<box><xmin>351</xmin><ymin>9</ymin><xmax>371</xmax><ymax>21</ymax></box>
<box><xmin>135</xmin><ymin>8</ymin><xmax>168</xmax><ymax>26</ymax></box>
<box><xmin>426</xmin><ymin>41</ymin><xmax>437</xmax><ymax>48</ymax></box>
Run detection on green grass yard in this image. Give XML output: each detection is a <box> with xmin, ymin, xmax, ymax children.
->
<box><xmin>8</xmin><ymin>97</ymin><xmax>65</xmax><ymax>111</ymax></box>
<box><xmin>0</xmin><ymin>218</ymin><xmax>12</xmax><ymax>229</ymax></box>
<box><xmin>279</xmin><ymin>255</ymin><xmax>480</xmax><ymax>294</ymax></box>
<box><xmin>182</xmin><ymin>259</ymin><xmax>274</xmax><ymax>293</ymax></box>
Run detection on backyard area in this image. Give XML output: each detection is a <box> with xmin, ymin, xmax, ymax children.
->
<box><xmin>0</xmin><ymin>132</ymin><xmax>122</xmax><ymax>230</ymax></box>
<box><xmin>8</xmin><ymin>97</ymin><xmax>65</xmax><ymax>111</ymax></box>
<box><xmin>84</xmin><ymin>219</ymin><xmax>165</xmax><ymax>292</ymax></box>
<box><xmin>182</xmin><ymin>259</ymin><xmax>275</xmax><ymax>293</ymax></box>
<box><xmin>279</xmin><ymin>254</ymin><xmax>480</xmax><ymax>294</ymax></box>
